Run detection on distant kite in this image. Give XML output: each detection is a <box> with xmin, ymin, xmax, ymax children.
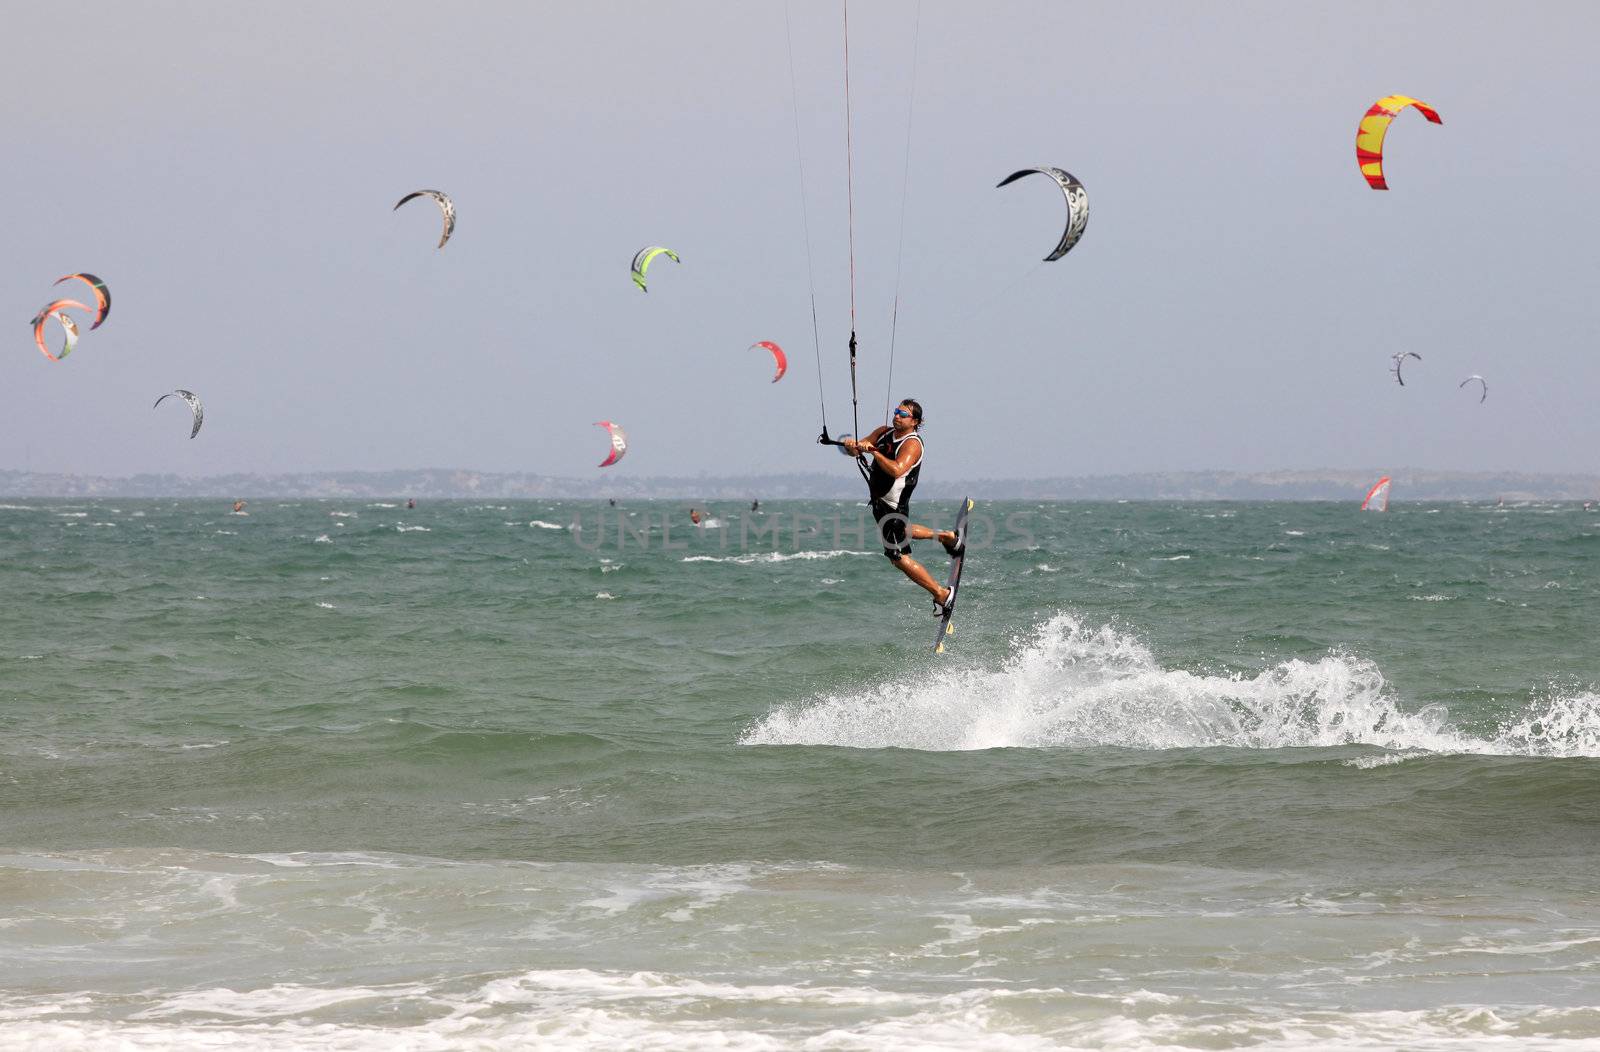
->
<box><xmin>1391</xmin><ymin>351</ymin><xmax>1421</xmax><ymax>386</ymax></box>
<box><xmin>995</xmin><ymin>167</ymin><xmax>1089</xmax><ymax>261</ymax></box>
<box><xmin>153</xmin><ymin>389</ymin><xmax>204</xmax><ymax>439</ymax></box>
<box><xmin>750</xmin><ymin>341</ymin><xmax>787</xmax><ymax>383</ymax></box>
<box><xmin>1459</xmin><ymin>374</ymin><xmax>1487</xmax><ymax>404</ymax></box>
<box><xmin>393</xmin><ymin>190</ymin><xmax>456</xmax><ymax>249</ymax></box>
<box><xmin>1356</xmin><ymin>96</ymin><xmax>1442</xmax><ymax>190</ymax></box>
<box><xmin>631</xmin><ymin>246</ymin><xmax>680</xmax><ymax>292</ymax></box>
<box><xmin>29</xmin><ymin>299</ymin><xmax>90</xmax><ymax>362</ymax></box>
<box><xmin>52</xmin><ymin>273</ymin><xmax>110</xmax><ymax>329</ymax></box>
<box><xmin>1361</xmin><ymin>476</ymin><xmax>1392</xmax><ymax>512</ymax></box>
<box><xmin>595</xmin><ymin>420</ymin><xmax>628</xmax><ymax>467</ymax></box>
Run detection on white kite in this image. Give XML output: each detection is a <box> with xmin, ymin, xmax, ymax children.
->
<box><xmin>153</xmin><ymin>389</ymin><xmax>204</xmax><ymax>439</ymax></box>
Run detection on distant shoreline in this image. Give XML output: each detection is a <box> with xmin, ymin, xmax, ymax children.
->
<box><xmin>2</xmin><ymin>469</ymin><xmax>1596</xmax><ymax>501</ymax></box>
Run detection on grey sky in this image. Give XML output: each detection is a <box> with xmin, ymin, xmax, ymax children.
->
<box><xmin>4</xmin><ymin>1</ymin><xmax>1598</xmax><ymax>480</ymax></box>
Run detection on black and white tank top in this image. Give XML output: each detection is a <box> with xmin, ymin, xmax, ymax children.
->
<box><xmin>868</xmin><ymin>429</ymin><xmax>923</xmax><ymax>512</ymax></box>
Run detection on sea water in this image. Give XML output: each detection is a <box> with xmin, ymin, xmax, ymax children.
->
<box><xmin>1</xmin><ymin>499</ymin><xmax>1597</xmax><ymax>1049</ymax></box>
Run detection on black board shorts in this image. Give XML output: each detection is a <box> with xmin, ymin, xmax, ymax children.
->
<box><xmin>872</xmin><ymin>499</ymin><xmax>911</xmax><ymax>558</ymax></box>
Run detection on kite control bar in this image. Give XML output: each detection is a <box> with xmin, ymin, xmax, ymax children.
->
<box><xmin>818</xmin><ymin>425</ymin><xmax>872</xmax><ymax>483</ymax></box>
<box><xmin>816</xmin><ymin>426</ymin><xmax>853</xmax><ymax>451</ymax></box>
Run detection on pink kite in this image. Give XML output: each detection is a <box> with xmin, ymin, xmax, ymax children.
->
<box><xmin>1360</xmin><ymin>477</ymin><xmax>1392</xmax><ymax>512</ymax></box>
<box><xmin>595</xmin><ymin>420</ymin><xmax>628</xmax><ymax>468</ymax></box>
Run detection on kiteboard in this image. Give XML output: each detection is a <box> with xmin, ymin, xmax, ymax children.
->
<box><xmin>934</xmin><ymin>497</ymin><xmax>974</xmax><ymax>654</ymax></box>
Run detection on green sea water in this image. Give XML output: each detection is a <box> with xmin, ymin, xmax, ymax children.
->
<box><xmin>1</xmin><ymin>498</ymin><xmax>1597</xmax><ymax>1049</ymax></box>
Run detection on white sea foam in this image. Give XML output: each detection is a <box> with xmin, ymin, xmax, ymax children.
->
<box><xmin>683</xmin><ymin>550</ymin><xmax>870</xmax><ymax>564</ymax></box>
<box><xmin>0</xmin><ymin>997</ymin><xmax>1594</xmax><ymax>1051</ymax></box>
<box><xmin>743</xmin><ymin>612</ymin><xmax>1600</xmax><ymax>757</ymax></box>
<box><xmin>528</xmin><ymin>520</ymin><xmax>564</xmax><ymax>529</ymax></box>
<box><xmin>133</xmin><ymin>981</ymin><xmax>433</xmax><ymax>1019</ymax></box>
<box><xmin>395</xmin><ymin>525</ymin><xmax>430</xmax><ymax>533</ymax></box>
<box><xmin>316</xmin><ymin>602</ymin><xmax>335</xmax><ymax>610</ymax></box>
<box><xmin>313</xmin><ymin>535</ymin><xmax>332</xmax><ymax>544</ymax></box>
<box><xmin>595</xmin><ymin>592</ymin><xmax>615</xmax><ymax>600</ymax></box>
<box><xmin>329</xmin><ymin>511</ymin><xmax>356</xmax><ymax>518</ymax></box>
<box><xmin>244</xmin><ymin>851</ymin><xmax>423</xmax><ymax>869</ymax></box>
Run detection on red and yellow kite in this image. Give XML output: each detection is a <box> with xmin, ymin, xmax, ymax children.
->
<box><xmin>1355</xmin><ymin>95</ymin><xmax>1442</xmax><ymax>190</ymax></box>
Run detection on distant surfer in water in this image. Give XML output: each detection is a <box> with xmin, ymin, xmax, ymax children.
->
<box><xmin>845</xmin><ymin>399</ymin><xmax>962</xmax><ymax>614</ymax></box>
<box><xmin>232</xmin><ymin>500</ymin><xmax>246</xmax><ymax>513</ymax></box>
<box><xmin>751</xmin><ymin>499</ymin><xmax>760</xmax><ymax>513</ymax></box>
<box><xmin>689</xmin><ymin>508</ymin><xmax>702</xmax><ymax>525</ymax></box>
<box><xmin>406</xmin><ymin>498</ymin><xmax>415</xmax><ymax>509</ymax></box>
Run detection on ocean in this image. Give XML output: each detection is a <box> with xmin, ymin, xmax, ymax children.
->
<box><xmin>1</xmin><ymin>498</ymin><xmax>1597</xmax><ymax>1049</ymax></box>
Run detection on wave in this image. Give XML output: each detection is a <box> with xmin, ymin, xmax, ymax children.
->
<box><xmin>2</xmin><ymin>984</ymin><xmax>1596</xmax><ymax>1051</ymax></box>
<box><xmin>683</xmin><ymin>550</ymin><xmax>870</xmax><ymax>564</ymax></box>
<box><xmin>742</xmin><ymin>613</ymin><xmax>1600</xmax><ymax>757</ymax></box>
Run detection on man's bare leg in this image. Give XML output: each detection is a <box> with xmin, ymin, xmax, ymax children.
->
<box><xmin>891</xmin><ymin>554</ymin><xmax>949</xmax><ymax>605</ymax></box>
<box><xmin>908</xmin><ymin>524</ymin><xmax>959</xmax><ymax>552</ymax></box>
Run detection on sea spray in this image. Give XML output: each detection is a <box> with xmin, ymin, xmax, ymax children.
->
<box><xmin>743</xmin><ymin>612</ymin><xmax>1600</xmax><ymax>757</ymax></box>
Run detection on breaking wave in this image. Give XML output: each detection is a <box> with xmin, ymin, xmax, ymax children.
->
<box><xmin>743</xmin><ymin>613</ymin><xmax>1600</xmax><ymax>757</ymax></box>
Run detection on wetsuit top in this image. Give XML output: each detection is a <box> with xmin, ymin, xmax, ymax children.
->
<box><xmin>867</xmin><ymin>429</ymin><xmax>923</xmax><ymax>514</ymax></box>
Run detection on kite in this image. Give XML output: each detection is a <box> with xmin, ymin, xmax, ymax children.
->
<box><xmin>1459</xmin><ymin>374</ymin><xmax>1487</xmax><ymax>403</ymax></box>
<box><xmin>1356</xmin><ymin>96</ymin><xmax>1442</xmax><ymax>190</ymax></box>
<box><xmin>595</xmin><ymin>420</ymin><xmax>628</xmax><ymax>467</ymax></box>
<box><xmin>393</xmin><ymin>190</ymin><xmax>456</xmax><ymax>249</ymax></box>
<box><xmin>29</xmin><ymin>299</ymin><xmax>90</xmax><ymax>362</ymax></box>
<box><xmin>995</xmin><ymin>167</ymin><xmax>1089</xmax><ymax>260</ymax></box>
<box><xmin>52</xmin><ymin>273</ymin><xmax>110</xmax><ymax>329</ymax></box>
<box><xmin>1391</xmin><ymin>351</ymin><xmax>1421</xmax><ymax>386</ymax></box>
<box><xmin>631</xmin><ymin>246</ymin><xmax>680</xmax><ymax>292</ymax></box>
<box><xmin>750</xmin><ymin>341</ymin><xmax>787</xmax><ymax>383</ymax></box>
<box><xmin>1361</xmin><ymin>476</ymin><xmax>1392</xmax><ymax>512</ymax></box>
<box><xmin>153</xmin><ymin>389</ymin><xmax>204</xmax><ymax>439</ymax></box>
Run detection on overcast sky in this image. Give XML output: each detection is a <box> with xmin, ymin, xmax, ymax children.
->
<box><xmin>4</xmin><ymin>1</ymin><xmax>1598</xmax><ymax>480</ymax></box>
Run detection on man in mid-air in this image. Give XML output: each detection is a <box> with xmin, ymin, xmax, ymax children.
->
<box><xmin>845</xmin><ymin>399</ymin><xmax>962</xmax><ymax>614</ymax></box>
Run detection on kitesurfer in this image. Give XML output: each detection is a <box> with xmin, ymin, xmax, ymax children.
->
<box><xmin>690</xmin><ymin>508</ymin><xmax>702</xmax><ymax>525</ymax></box>
<box><xmin>407</xmin><ymin>498</ymin><xmax>416</xmax><ymax>509</ymax></box>
<box><xmin>844</xmin><ymin>399</ymin><xmax>962</xmax><ymax>613</ymax></box>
